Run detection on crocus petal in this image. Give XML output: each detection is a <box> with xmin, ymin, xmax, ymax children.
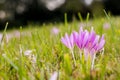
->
<box><xmin>89</xmin><ymin>28</ymin><xmax>96</xmax><ymax>43</ymax></box>
<box><xmin>97</xmin><ymin>35</ymin><xmax>105</xmax><ymax>51</ymax></box>
<box><xmin>73</xmin><ymin>31</ymin><xmax>78</xmax><ymax>42</ymax></box>
<box><xmin>61</xmin><ymin>37</ymin><xmax>68</xmax><ymax>48</ymax></box>
<box><xmin>76</xmin><ymin>27</ymin><xmax>84</xmax><ymax>49</ymax></box>
<box><xmin>70</xmin><ymin>33</ymin><xmax>74</xmax><ymax>48</ymax></box>
<box><xmin>76</xmin><ymin>32</ymin><xmax>83</xmax><ymax>49</ymax></box>
<box><xmin>85</xmin><ymin>29</ymin><xmax>96</xmax><ymax>49</ymax></box>
<box><xmin>65</xmin><ymin>33</ymin><xmax>71</xmax><ymax>49</ymax></box>
<box><xmin>93</xmin><ymin>43</ymin><xmax>99</xmax><ymax>50</ymax></box>
<box><xmin>82</xmin><ymin>30</ymin><xmax>89</xmax><ymax>48</ymax></box>
<box><xmin>79</xmin><ymin>30</ymin><xmax>86</xmax><ymax>48</ymax></box>
<box><xmin>61</xmin><ymin>33</ymin><xmax>75</xmax><ymax>50</ymax></box>
<box><xmin>92</xmin><ymin>35</ymin><xmax>100</xmax><ymax>48</ymax></box>
<box><xmin>75</xmin><ymin>29</ymin><xmax>82</xmax><ymax>49</ymax></box>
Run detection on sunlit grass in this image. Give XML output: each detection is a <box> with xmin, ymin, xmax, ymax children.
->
<box><xmin>0</xmin><ymin>16</ymin><xmax>120</xmax><ymax>80</ymax></box>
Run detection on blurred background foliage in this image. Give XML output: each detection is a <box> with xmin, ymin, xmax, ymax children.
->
<box><xmin>0</xmin><ymin>0</ymin><xmax>120</xmax><ymax>29</ymax></box>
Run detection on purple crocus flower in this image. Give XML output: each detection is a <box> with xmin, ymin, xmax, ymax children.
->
<box><xmin>61</xmin><ymin>33</ymin><xmax>74</xmax><ymax>50</ymax></box>
<box><xmin>61</xmin><ymin>32</ymin><xmax>76</xmax><ymax>66</ymax></box>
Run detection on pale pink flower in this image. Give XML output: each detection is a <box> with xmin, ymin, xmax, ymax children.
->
<box><xmin>61</xmin><ymin>33</ymin><xmax>76</xmax><ymax>66</ymax></box>
<box><xmin>103</xmin><ymin>22</ymin><xmax>110</xmax><ymax>30</ymax></box>
<box><xmin>61</xmin><ymin>33</ymin><xmax>74</xmax><ymax>50</ymax></box>
<box><xmin>51</xmin><ymin>27</ymin><xmax>60</xmax><ymax>35</ymax></box>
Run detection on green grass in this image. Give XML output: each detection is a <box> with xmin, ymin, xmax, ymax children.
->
<box><xmin>0</xmin><ymin>16</ymin><xmax>120</xmax><ymax>80</ymax></box>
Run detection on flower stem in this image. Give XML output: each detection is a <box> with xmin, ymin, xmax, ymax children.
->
<box><xmin>79</xmin><ymin>50</ymin><xmax>82</xmax><ymax>59</ymax></box>
<box><xmin>91</xmin><ymin>53</ymin><xmax>96</xmax><ymax>70</ymax></box>
<box><xmin>71</xmin><ymin>50</ymin><xmax>76</xmax><ymax>67</ymax></box>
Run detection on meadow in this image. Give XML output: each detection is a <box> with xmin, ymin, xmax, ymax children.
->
<box><xmin>0</xmin><ymin>14</ymin><xmax>120</xmax><ymax>80</ymax></box>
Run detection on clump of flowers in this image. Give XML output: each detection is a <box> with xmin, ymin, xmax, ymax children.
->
<box><xmin>61</xmin><ymin>27</ymin><xmax>105</xmax><ymax>69</ymax></box>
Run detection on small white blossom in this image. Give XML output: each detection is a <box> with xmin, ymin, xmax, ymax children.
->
<box><xmin>50</xmin><ymin>71</ymin><xmax>58</xmax><ymax>80</ymax></box>
<box><xmin>24</xmin><ymin>50</ymin><xmax>33</xmax><ymax>56</ymax></box>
